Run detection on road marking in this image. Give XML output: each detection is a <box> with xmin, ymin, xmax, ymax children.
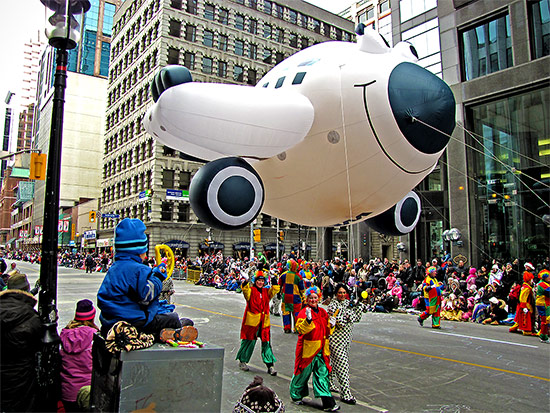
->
<box><xmin>178</xmin><ymin>303</ymin><xmax>550</xmax><ymax>383</ymax></box>
<box><xmin>352</xmin><ymin>340</ymin><xmax>549</xmax><ymax>382</ymax></box>
<box><xmin>431</xmin><ymin>331</ymin><xmax>540</xmax><ymax>348</ymax></box>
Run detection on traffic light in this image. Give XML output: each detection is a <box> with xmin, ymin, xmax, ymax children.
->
<box><xmin>253</xmin><ymin>229</ymin><xmax>261</xmax><ymax>243</ymax></box>
<box><xmin>89</xmin><ymin>211</ymin><xmax>96</xmax><ymax>223</ymax></box>
<box><xmin>29</xmin><ymin>152</ymin><xmax>47</xmax><ymax>180</ymax></box>
<box><xmin>278</xmin><ymin>230</ymin><xmax>284</xmax><ymax>242</ymax></box>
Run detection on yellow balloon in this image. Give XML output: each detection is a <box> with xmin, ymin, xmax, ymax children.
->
<box><xmin>361</xmin><ymin>290</ymin><xmax>369</xmax><ymax>299</ymax></box>
<box><xmin>155</xmin><ymin>244</ymin><xmax>174</xmax><ymax>279</ymax></box>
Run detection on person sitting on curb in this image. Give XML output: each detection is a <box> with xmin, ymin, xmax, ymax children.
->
<box><xmin>97</xmin><ymin>218</ymin><xmax>196</xmax><ymax>342</ymax></box>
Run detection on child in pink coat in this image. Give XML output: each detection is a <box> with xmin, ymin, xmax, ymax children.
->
<box><xmin>390</xmin><ymin>281</ymin><xmax>403</xmax><ymax>305</ymax></box>
<box><xmin>466</xmin><ymin>268</ymin><xmax>477</xmax><ymax>290</ymax></box>
<box><xmin>60</xmin><ymin>299</ymin><xmax>99</xmax><ymax>412</ymax></box>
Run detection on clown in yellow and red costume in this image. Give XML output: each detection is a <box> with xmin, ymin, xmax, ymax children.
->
<box><xmin>417</xmin><ymin>266</ymin><xmax>443</xmax><ymax>328</ymax></box>
<box><xmin>289</xmin><ymin>286</ymin><xmax>339</xmax><ymax>411</ymax></box>
<box><xmin>235</xmin><ymin>270</ymin><xmax>280</xmax><ymax>375</ymax></box>
<box><xmin>509</xmin><ymin>266</ymin><xmax>536</xmax><ymax>335</ymax></box>
<box><xmin>535</xmin><ymin>269</ymin><xmax>550</xmax><ymax>343</ymax></box>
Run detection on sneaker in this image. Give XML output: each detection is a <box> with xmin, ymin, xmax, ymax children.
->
<box><xmin>159</xmin><ymin>326</ymin><xmax>198</xmax><ymax>343</ymax></box>
<box><xmin>417</xmin><ymin>317</ymin><xmax>424</xmax><ymax>327</ymax></box>
<box><xmin>292</xmin><ymin>400</ymin><xmax>304</xmax><ymax>406</ymax></box>
<box><xmin>540</xmin><ymin>338</ymin><xmax>549</xmax><ymax>344</ymax></box>
<box><xmin>323</xmin><ymin>404</ymin><xmax>340</xmax><ymax>411</ymax></box>
<box><xmin>267</xmin><ymin>366</ymin><xmax>277</xmax><ymax>376</ymax></box>
<box><xmin>341</xmin><ymin>398</ymin><xmax>356</xmax><ymax>405</ymax></box>
<box><xmin>239</xmin><ymin>361</ymin><xmax>249</xmax><ymax>371</ymax></box>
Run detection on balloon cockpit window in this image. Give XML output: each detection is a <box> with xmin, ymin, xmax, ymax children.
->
<box><xmin>292</xmin><ymin>72</ymin><xmax>306</xmax><ymax>85</ymax></box>
<box><xmin>298</xmin><ymin>58</ymin><xmax>320</xmax><ymax>67</ymax></box>
<box><xmin>275</xmin><ymin>77</ymin><xmax>285</xmax><ymax>88</ymax></box>
<box><xmin>262</xmin><ymin>82</ymin><xmax>269</xmax><ymax>88</ymax></box>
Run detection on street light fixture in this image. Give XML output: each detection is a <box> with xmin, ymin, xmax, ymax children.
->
<box><xmin>38</xmin><ymin>1</ymin><xmax>90</xmax><ymax>411</ymax></box>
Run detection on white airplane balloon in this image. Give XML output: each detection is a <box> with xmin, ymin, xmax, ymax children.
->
<box><xmin>144</xmin><ymin>24</ymin><xmax>455</xmax><ymax>234</ymax></box>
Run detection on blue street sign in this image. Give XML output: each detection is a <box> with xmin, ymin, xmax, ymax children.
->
<box><xmin>102</xmin><ymin>213</ymin><xmax>120</xmax><ymax>219</ymax></box>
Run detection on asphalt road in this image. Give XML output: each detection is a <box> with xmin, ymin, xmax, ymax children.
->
<box><xmin>14</xmin><ymin>260</ymin><xmax>550</xmax><ymax>413</ymax></box>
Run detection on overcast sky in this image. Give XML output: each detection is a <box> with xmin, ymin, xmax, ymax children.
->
<box><xmin>0</xmin><ymin>0</ymin><xmax>353</xmax><ymax>147</ymax></box>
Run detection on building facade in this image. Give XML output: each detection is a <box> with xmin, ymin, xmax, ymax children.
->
<box><xmin>100</xmin><ymin>0</ymin><xmax>354</xmax><ymax>258</ymax></box>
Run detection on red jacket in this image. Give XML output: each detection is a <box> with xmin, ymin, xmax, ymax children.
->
<box><xmin>240</xmin><ymin>282</ymin><xmax>279</xmax><ymax>342</ymax></box>
<box><xmin>293</xmin><ymin>306</ymin><xmax>332</xmax><ymax>375</ymax></box>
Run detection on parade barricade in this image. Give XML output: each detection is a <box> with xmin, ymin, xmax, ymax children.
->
<box><xmin>186</xmin><ymin>265</ymin><xmax>202</xmax><ymax>284</ymax></box>
<box><xmin>90</xmin><ymin>334</ymin><xmax>224</xmax><ymax>412</ymax></box>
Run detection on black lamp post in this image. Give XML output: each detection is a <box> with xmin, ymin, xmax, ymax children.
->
<box><xmin>37</xmin><ymin>1</ymin><xmax>90</xmax><ymax>410</ymax></box>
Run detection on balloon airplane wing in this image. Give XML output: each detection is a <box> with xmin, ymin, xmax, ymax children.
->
<box><xmin>144</xmin><ymin>69</ymin><xmax>315</xmax><ymax>162</ymax></box>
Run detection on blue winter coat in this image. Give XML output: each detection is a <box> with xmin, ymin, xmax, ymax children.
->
<box><xmin>97</xmin><ymin>252</ymin><xmax>163</xmax><ymax>330</ymax></box>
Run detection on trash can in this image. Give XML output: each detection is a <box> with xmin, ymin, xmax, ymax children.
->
<box><xmin>90</xmin><ymin>334</ymin><xmax>224</xmax><ymax>412</ymax></box>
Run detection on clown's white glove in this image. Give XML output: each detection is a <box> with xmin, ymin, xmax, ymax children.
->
<box><xmin>305</xmin><ymin>307</ymin><xmax>312</xmax><ymax>322</ymax></box>
<box><xmin>522</xmin><ymin>308</ymin><xmax>528</xmax><ymax>313</ymax></box>
<box><xmin>329</xmin><ymin>316</ymin><xmax>337</xmax><ymax>327</ymax></box>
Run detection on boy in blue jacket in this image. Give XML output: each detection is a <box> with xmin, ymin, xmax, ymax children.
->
<box><xmin>97</xmin><ymin>218</ymin><xmax>195</xmax><ymax>341</ymax></box>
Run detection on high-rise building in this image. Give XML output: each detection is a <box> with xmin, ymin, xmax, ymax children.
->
<box><xmin>29</xmin><ymin>0</ymin><xmax>120</xmax><ymax>250</ymax></box>
<box><xmin>99</xmin><ymin>0</ymin><xmax>354</xmax><ymax>257</ymax></box>
<box><xmin>389</xmin><ymin>0</ymin><xmax>549</xmax><ymax>264</ymax></box>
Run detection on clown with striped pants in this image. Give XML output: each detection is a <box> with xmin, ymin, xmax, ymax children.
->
<box><xmin>418</xmin><ymin>266</ymin><xmax>443</xmax><ymax>328</ymax></box>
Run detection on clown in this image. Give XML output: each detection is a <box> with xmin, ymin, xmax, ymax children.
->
<box><xmin>278</xmin><ymin>259</ymin><xmax>306</xmax><ymax>333</ymax></box>
<box><xmin>535</xmin><ymin>269</ymin><xmax>550</xmax><ymax>343</ymax></box>
<box><xmin>300</xmin><ymin>261</ymin><xmax>315</xmax><ymax>289</ymax></box>
<box><xmin>509</xmin><ymin>265</ymin><xmax>536</xmax><ymax>335</ymax></box>
<box><xmin>236</xmin><ymin>270</ymin><xmax>280</xmax><ymax>375</ymax></box>
<box><xmin>290</xmin><ymin>286</ymin><xmax>339</xmax><ymax>412</ymax></box>
<box><xmin>417</xmin><ymin>266</ymin><xmax>443</xmax><ymax>328</ymax></box>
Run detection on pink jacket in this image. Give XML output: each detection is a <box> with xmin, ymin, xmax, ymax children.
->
<box><xmin>60</xmin><ymin>325</ymin><xmax>97</xmax><ymax>402</ymax></box>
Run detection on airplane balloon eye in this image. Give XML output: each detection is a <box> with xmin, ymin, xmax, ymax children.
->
<box><xmin>409</xmin><ymin>45</ymin><xmax>418</xmax><ymax>58</ymax></box>
<box><xmin>393</xmin><ymin>41</ymin><xmax>419</xmax><ymax>61</ymax></box>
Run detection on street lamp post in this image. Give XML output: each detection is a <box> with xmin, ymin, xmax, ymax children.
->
<box><xmin>37</xmin><ymin>1</ymin><xmax>90</xmax><ymax>410</ymax></box>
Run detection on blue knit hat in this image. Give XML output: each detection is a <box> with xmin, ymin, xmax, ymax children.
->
<box><xmin>114</xmin><ymin>218</ymin><xmax>148</xmax><ymax>255</ymax></box>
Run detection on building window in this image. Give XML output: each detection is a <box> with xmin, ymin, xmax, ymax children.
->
<box><xmin>301</xmin><ymin>36</ymin><xmax>309</xmax><ymax>49</ymax></box>
<box><xmin>185</xmin><ymin>24</ymin><xmax>196</xmax><ymax>42</ymax></box>
<box><xmin>460</xmin><ymin>14</ymin><xmax>512</xmax><ymax>81</ymax></box>
<box><xmin>274</xmin><ymin>28</ymin><xmax>284</xmax><ymax>43</ymax></box>
<box><xmin>103</xmin><ymin>3</ymin><xmax>115</xmax><ymax>36</ymax></box>
<box><xmin>161</xmin><ymin>202</ymin><xmax>173</xmax><ymax>221</ymax></box>
<box><xmin>80</xmin><ymin>30</ymin><xmax>96</xmax><ymax>75</ymax></box>
<box><xmin>218</xmin><ymin>60</ymin><xmax>227</xmax><ymax>77</ymax></box>
<box><xmin>334</xmin><ymin>28</ymin><xmax>342</xmax><ymax>41</ymax></box>
<box><xmin>467</xmin><ymin>86</ymin><xmax>550</xmax><ymax>261</ymax></box>
<box><xmin>187</xmin><ymin>0</ymin><xmax>197</xmax><ymax>15</ymax></box>
<box><xmin>163</xmin><ymin>145</ymin><xmax>175</xmax><ymax>156</ymax></box>
<box><xmin>380</xmin><ymin>0</ymin><xmax>390</xmax><ymax>13</ymax></box>
<box><xmin>403</xmin><ymin>18</ymin><xmax>441</xmax><ymax>76</ymax></box>
<box><xmin>235</xmin><ymin>14</ymin><xmax>245</xmax><ymax>30</ymax></box>
<box><xmin>179</xmin><ymin>171</ymin><xmax>191</xmax><ymax>190</ymax></box>
<box><xmin>275</xmin><ymin>51</ymin><xmax>284</xmax><ymax>63</ymax></box>
<box><xmin>169</xmin><ymin>19</ymin><xmax>181</xmax><ymax>37</ymax></box>
<box><xmin>248</xmin><ymin>43</ymin><xmax>257</xmax><ymax>59</ymax></box>
<box><xmin>162</xmin><ymin>169</ymin><xmax>175</xmax><ymax>188</ymax></box>
<box><xmin>249</xmin><ymin>18</ymin><xmax>257</xmax><ymax>34</ymax></box>
<box><xmin>289</xmin><ymin>33</ymin><xmax>298</xmax><ymax>48</ymax></box>
<box><xmin>204</xmin><ymin>3</ymin><xmax>215</xmax><ymax>20</ymax></box>
<box><xmin>263</xmin><ymin>0</ymin><xmax>272</xmax><ymax>15</ymax></box>
<box><xmin>184</xmin><ymin>51</ymin><xmax>195</xmax><ymax>69</ymax></box>
<box><xmin>219</xmin><ymin>8</ymin><xmax>229</xmax><ymax>24</ymax></box>
<box><xmin>202</xmin><ymin>57</ymin><xmax>213</xmax><ymax>74</ymax></box>
<box><xmin>399</xmin><ymin>0</ymin><xmax>436</xmax><ymax>23</ymax></box>
<box><xmin>167</xmin><ymin>47</ymin><xmax>179</xmax><ymax>64</ymax></box>
<box><xmin>276</xmin><ymin>4</ymin><xmax>284</xmax><ymax>19</ymax></box>
<box><xmin>218</xmin><ymin>34</ymin><xmax>228</xmax><ymax>51</ymax></box>
<box><xmin>263</xmin><ymin>23</ymin><xmax>272</xmax><ymax>39</ymax></box>
<box><xmin>247</xmin><ymin>68</ymin><xmax>257</xmax><ymax>85</ymax></box>
<box><xmin>249</xmin><ymin>0</ymin><xmax>258</xmax><ymax>10</ymax></box>
<box><xmin>170</xmin><ymin>0</ymin><xmax>182</xmax><ymax>9</ymax></box>
<box><xmin>178</xmin><ymin>204</ymin><xmax>189</xmax><ymax>222</ymax></box>
<box><xmin>203</xmin><ymin>30</ymin><xmax>214</xmax><ymax>47</ymax></box>
<box><xmin>529</xmin><ymin>0</ymin><xmax>550</xmax><ymax>59</ymax></box>
<box><xmin>263</xmin><ymin>48</ymin><xmax>272</xmax><ymax>63</ymax></box>
<box><xmin>312</xmin><ymin>19</ymin><xmax>320</xmax><ymax>33</ymax></box>
<box><xmin>299</xmin><ymin>13</ymin><xmax>308</xmax><ymax>28</ymax></box>
<box><xmin>234</xmin><ymin>65</ymin><xmax>244</xmax><ymax>82</ymax></box>
<box><xmin>235</xmin><ymin>39</ymin><xmax>245</xmax><ymax>56</ymax></box>
<box><xmin>100</xmin><ymin>42</ymin><xmax>110</xmax><ymax>76</ymax></box>
<box><xmin>289</xmin><ymin>9</ymin><xmax>297</xmax><ymax>24</ymax></box>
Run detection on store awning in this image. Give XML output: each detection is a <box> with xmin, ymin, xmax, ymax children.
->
<box><xmin>164</xmin><ymin>240</ymin><xmax>190</xmax><ymax>249</ymax></box>
<box><xmin>199</xmin><ymin>241</ymin><xmax>224</xmax><ymax>249</ymax></box>
<box><xmin>263</xmin><ymin>243</ymin><xmax>284</xmax><ymax>252</ymax></box>
<box><xmin>6</xmin><ymin>237</ymin><xmax>17</xmax><ymax>245</ymax></box>
<box><xmin>233</xmin><ymin>242</ymin><xmax>250</xmax><ymax>251</ymax></box>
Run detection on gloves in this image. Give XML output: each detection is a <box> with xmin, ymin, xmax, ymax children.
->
<box><xmin>329</xmin><ymin>316</ymin><xmax>337</xmax><ymax>327</ymax></box>
<box><xmin>242</xmin><ymin>272</ymin><xmax>249</xmax><ymax>281</ymax></box>
<box><xmin>305</xmin><ymin>307</ymin><xmax>312</xmax><ymax>321</ymax></box>
<box><xmin>152</xmin><ymin>263</ymin><xmax>167</xmax><ymax>281</ymax></box>
<box><xmin>522</xmin><ymin>308</ymin><xmax>528</xmax><ymax>313</ymax></box>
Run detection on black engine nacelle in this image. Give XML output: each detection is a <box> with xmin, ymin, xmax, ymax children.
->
<box><xmin>365</xmin><ymin>191</ymin><xmax>421</xmax><ymax>236</ymax></box>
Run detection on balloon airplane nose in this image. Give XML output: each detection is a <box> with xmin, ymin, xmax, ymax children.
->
<box><xmin>388</xmin><ymin>62</ymin><xmax>456</xmax><ymax>154</ymax></box>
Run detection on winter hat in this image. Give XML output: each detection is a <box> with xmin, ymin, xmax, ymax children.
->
<box><xmin>75</xmin><ymin>299</ymin><xmax>96</xmax><ymax>321</ymax></box>
<box><xmin>7</xmin><ymin>272</ymin><xmax>30</xmax><ymax>292</ymax></box>
<box><xmin>524</xmin><ymin>262</ymin><xmax>535</xmax><ymax>271</ymax></box>
<box><xmin>114</xmin><ymin>218</ymin><xmax>148</xmax><ymax>255</ymax></box>
<box><xmin>492</xmin><ymin>264</ymin><xmax>499</xmax><ymax>270</ymax></box>
<box><xmin>233</xmin><ymin>376</ymin><xmax>285</xmax><ymax>413</ymax></box>
<box><xmin>426</xmin><ymin>266</ymin><xmax>437</xmax><ymax>276</ymax></box>
<box><xmin>523</xmin><ymin>271</ymin><xmax>534</xmax><ymax>283</ymax></box>
<box><xmin>469</xmin><ymin>268</ymin><xmax>477</xmax><ymax>275</ymax></box>
<box><xmin>489</xmin><ymin>297</ymin><xmax>499</xmax><ymax>305</ymax></box>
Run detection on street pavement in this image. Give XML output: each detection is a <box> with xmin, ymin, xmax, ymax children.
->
<box><xmin>13</xmin><ymin>260</ymin><xmax>550</xmax><ymax>413</ymax></box>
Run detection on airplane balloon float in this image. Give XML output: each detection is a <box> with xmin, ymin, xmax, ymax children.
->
<box><xmin>144</xmin><ymin>24</ymin><xmax>456</xmax><ymax>235</ymax></box>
